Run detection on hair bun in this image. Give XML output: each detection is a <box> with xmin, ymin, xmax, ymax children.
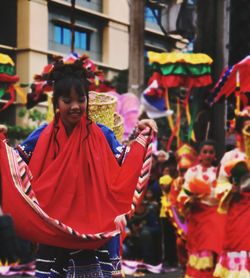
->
<box><xmin>46</xmin><ymin>58</ymin><xmax>88</xmax><ymax>83</ymax></box>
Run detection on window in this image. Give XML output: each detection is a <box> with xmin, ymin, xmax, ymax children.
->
<box><xmin>145</xmin><ymin>6</ymin><xmax>160</xmax><ymax>24</ymax></box>
<box><xmin>75</xmin><ymin>30</ymin><xmax>88</xmax><ymax>49</ymax></box>
<box><xmin>54</xmin><ymin>25</ymin><xmax>90</xmax><ymax>50</ymax></box>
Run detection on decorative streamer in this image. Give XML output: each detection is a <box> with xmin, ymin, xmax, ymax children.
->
<box><xmin>187</xmin><ymin>102</ymin><xmax>198</xmax><ymax>142</ymax></box>
<box><xmin>164</xmin><ymin>88</ymin><xmax>174</xmax><ymax>131</ymax></box>
<box><xmin>235</xmin><ymin>70</ymin><xmax>241</xmax><ymax>114</ymax></box>
<box><xmin>186</xmin><ymin>97</ymin><xmax>191</xmax><ymax>124</ymax></box>
<box><xmin>185</xmin><ymin>101</ymin><xmax>196</xmax><ymax>142</ymax></box>
<box><xmin>167</xmin><ymin>97</ymin><xmax>182</xmax><ymax>151</ymax></box>
<box><xmin>181</xmin><ymin>86</ymin><xmax>196</xmax><ymax>143</ymax></box>
<box><xmin>13</xmin><ymin>84</ymin><xmax>26</xmax><ymax>104</ymax></box>
<box><xmin>176</xmin><ymin>97</ymin><xmax>181</xmax><ymax>148</ymax></box>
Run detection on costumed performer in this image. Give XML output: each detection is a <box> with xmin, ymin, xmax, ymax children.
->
<box><xmin>171</xmin><ymin>144</ymin><xmax>197</xmax><ymax>206</ymax></box>
<box><xmin>159</xmin><ymin>174</ymin><xmax>178</xmax><ymax>268</ymax></box>
<box><xmin>214</xmin><ymin>108</ymin><xmax>250</xmax><ymax>278</ymax></box>
<box><xmin>169</xmin><ymin>144</ymin><xmax>197</xmax><ymax>270</ymax></box>
<box><xmin>178</xmin><ymin>140</ymin><xmax>226</xmax><ymax>278</ymax></box>
<box><xmin>0</xmin><ymin>58</ymin><xmax>157</xmax><ymax>277</ymax></box>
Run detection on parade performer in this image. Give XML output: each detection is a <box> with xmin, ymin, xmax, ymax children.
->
<box><xmin>159</xmin><ymin>174</ymin><xmax>178</xmax><ymax>268</ymax></box>
<box><xmin>0</xmin><ymin>58</ymin><xmax>157</xmax><ymax>277</ymax></box>
<box><xmin>171</xmin><ymin>144</ymin><xmax>197</xmax><ymax>207</ymax></box>
<box><xmin>169</xmin><ymin>145</ymin><xmax>197</xmax><ymax>270</ymax></box>
<box><xmin>178</xmin><ymin>140</ymin><xmax>226</xmax><ymax>278</ymax></box>
<box><xmin>214</xmin><ymin>108</ymin><xmax>250</xmax><ymax>278</ymax></box>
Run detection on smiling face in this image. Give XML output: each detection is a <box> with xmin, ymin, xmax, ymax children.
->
<box><xmin>57</xmin><ymin>87</ymin><xmax>86</xmax><ymax>135</ymax></box>
<box><xmin>199</xmin><ymin>144</ymin><xmax>216</xmax><ymax>167</ymax></box>
<box><xmin>53</xmin><ymin>77</ymin><xmax>88</xmax><ymax>135</ymax></box>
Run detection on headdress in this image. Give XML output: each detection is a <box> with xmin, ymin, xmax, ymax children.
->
<box><xmin>26</xmin><ymin>53</ymin><xmax>106</xmax><ymax>109</ymax></box>
<box><xmin>159</xmin><ymin>175</ymin><xmax>173</xmax><ymax>186</ymax></box>
<box><xmin>155</xmin><ymin>150</ymin><xmax>169</xmax><ymax>161</ymax></box>
<box><xmin>175</xmin><ymin>143</ymin><xmax>197</xmax><ymax>169</ymax></box>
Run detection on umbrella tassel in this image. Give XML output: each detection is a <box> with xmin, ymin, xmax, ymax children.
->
<box><xmin>164</xmin><ymin>88</ymin><xmax>174</xmax><ymax>131</ymax></box>
<box><xmin>235</xmin><ymin>70</ymin><xmax>241</xmax><ymax>114</ymax></box>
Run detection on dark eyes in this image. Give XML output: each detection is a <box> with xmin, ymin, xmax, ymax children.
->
<box><xmin>202</xmin><ymin>150</ymin><xmax>215</xmax><ymax>154</ymax></box>
<box><xmin>62</xmin><ymin>98</ymin><xmax>70</xmax><ymax>104</ymax></box>
<box><xmin>180</xmin><ymin>168</ymin><xmax>188</xmax><ymax>173</ymax></box>
<box><xmin>62</xmin><ymin>97</ymin><xmax>86</xmax><ymax>104</ymax></box>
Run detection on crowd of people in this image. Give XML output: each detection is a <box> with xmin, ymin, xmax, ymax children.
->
<box><xmin>124</xmin><ymin>110</ymin><xmax>250</xmax><ymax>278</ymax></box>
<box><xmin>0</xmin><ymin>57</ymin><xmax>250</xmax><ymax>278</ymax></box>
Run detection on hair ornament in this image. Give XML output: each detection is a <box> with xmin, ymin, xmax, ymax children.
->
<box><xmin>27</xmin><ymin>53</ymin><xmax>105</xmax><ymax>109</ymax></box>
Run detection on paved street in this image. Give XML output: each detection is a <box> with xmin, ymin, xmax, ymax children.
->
<box><xmin>127</xmin><ymin>270</ymin><xmax>183</xmax><ymax>278</ymax></box>
<box><xmin>127</xmin><ymin>268</ymin><xmax>183</xmax><ymax>278</ymax></box>
<box><xmin>0</xmin><ymin>272</ymin><xmax>183</xmax><ymax>278</ymax></box>
<box><xmin>0</xmin><ymin>268</ymin><xmax>183</xmax><ymax>278</ymax></box>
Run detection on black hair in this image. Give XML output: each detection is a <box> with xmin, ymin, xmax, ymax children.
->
<box><xmin>235</xmin><ymin>115</ymin><xmax>250</xmax><ymax>134</ymax></box>
<box><xmin>161</xmin><ymin>153</ymin><xmax>177</xmax><ymax>167</ymax></box>
<box><xmin>48</xmin><ymin>61</ymin><xmax>92</xmax><ymax>158</ymax></box>
<box><xmin>52</xmin><ymin>77</ymin><xmax>88</xmax><ymax>113</ymax></box>
<box><xmin>198</xmin><ymin>139</ymin><xmax>217</xmax><ymax>154</ymax></box>
<box><xmin>49</xmin><ymin>60</ymin><xmax>90</xmax><ymax>102</ymax></box>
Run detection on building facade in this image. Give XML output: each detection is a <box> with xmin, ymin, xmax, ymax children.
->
<box><xmin>0</xmin><ymin>0</ymin><xmax>181</xmax><ymax>125</ymax></box>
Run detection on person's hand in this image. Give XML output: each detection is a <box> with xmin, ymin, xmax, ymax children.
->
<box><xmin>231</xmin><ymin>183</ymin><xmax>239</xmax><ymax>193</ymax></box>
<box><xmin>189</xmin><ymin>195</ymin><xmax>199</xmax><ymax>203</ymax></box>
<box><xmin>137</xmin><ymin>119</ymin><xmax>158</xmax><ymax>133</ymax></box>
<box><xmin>0</xmin><ymin>125</ymin><xmax>8</xmax><ymax>134</ymax></box>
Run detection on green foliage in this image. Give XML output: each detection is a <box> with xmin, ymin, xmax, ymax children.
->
<box><xmin>6</xmin><ymin>108</ymin><xmax>46</xmax><ymax>140</ymax></box>
<box><xmin>18</xmin><ymin>108</ymin><xmax>26</xmax><ymax>118</ymax></box>
<box><xmin>28</xmin><ymin>109</ymin><xmax>46</xmax><ymax>122</ymax></box>
<box><xmin>18</xmin><ymin>108</ymin><xmax>46</xmax><ymax>123</ymax></box>
<box><xmin>6</xmin><ymin>125</ymin><xmax>35</xmax><ymax>140</ymax></box>
<box><xmin>111</xmin><ymin>69</ymin><xmax>128</xmax><ymax>94</ymax></box>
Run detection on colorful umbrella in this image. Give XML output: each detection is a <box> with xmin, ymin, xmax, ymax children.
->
<box><xmin>147</xmin><ymin>51</ymin><xmax>212</xmax><ymax>88</ymax></box>
<box><xmin>209</xmin><ymin>55</ymin><xmax>250</xmax><ymax>110</ymax></box>
<box><xmin>142</xmin><ymin>51</ymin><xmax>213</xmax><ymax>150</ymax></box>
<box><xmin>0</xmin><ymin>53</ymin><xmax>26</xmax><ymax>110</ymax></box>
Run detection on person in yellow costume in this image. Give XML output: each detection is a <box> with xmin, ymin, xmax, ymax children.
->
<box><xmin>159</xmin><ymin>174</ymin><xmax>179</xmax><ymax>268</ymax></box>
<box><xmin>170</xmin><ymin>145</ymin><xmax>197</xmax><ymax>271</ymax></box>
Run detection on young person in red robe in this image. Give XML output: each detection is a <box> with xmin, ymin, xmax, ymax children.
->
<box><xmin>0</xmin><ymin>57</ymin><xmax>157</xmax><ymax>277</ymax></box>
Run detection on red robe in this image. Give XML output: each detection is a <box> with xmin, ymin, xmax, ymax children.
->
<box><xmin>0</xmin><ymin>117</ymin><xmax>152</xmax><ymax>249</ymax></box>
